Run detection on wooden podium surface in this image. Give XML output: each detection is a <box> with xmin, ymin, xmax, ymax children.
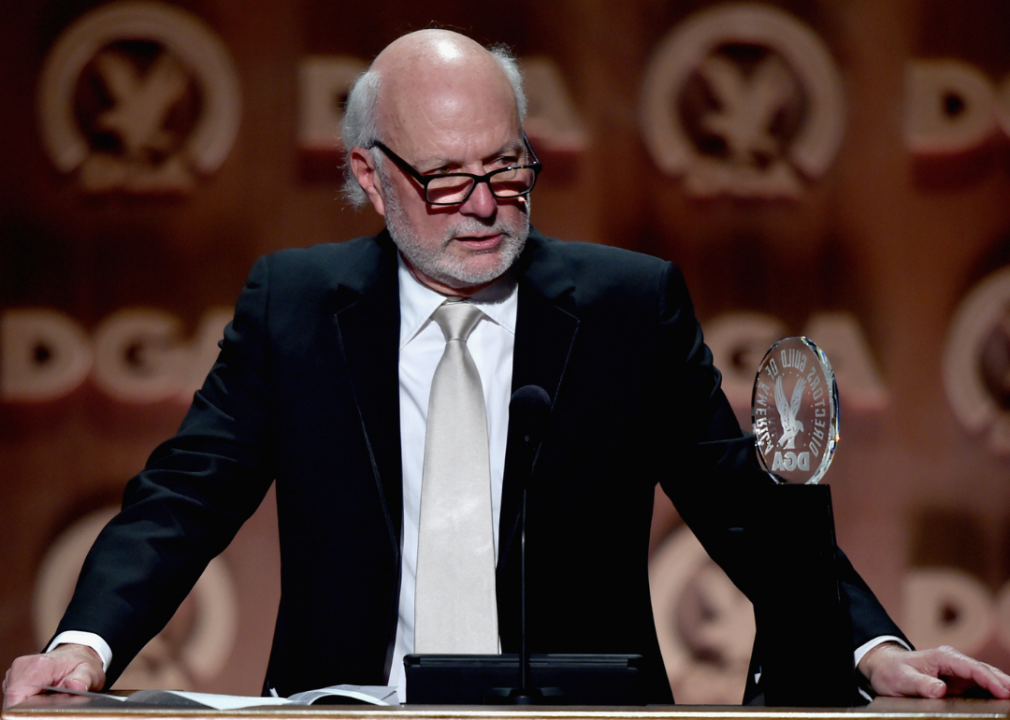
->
<box><xmin>5</xmin><ymin>697</ymin><xmax>1009</xmax><ymax>720</ymax></box>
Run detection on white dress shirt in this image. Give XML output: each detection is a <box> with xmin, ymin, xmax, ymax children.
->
<box><xmin>388</xmin><ymin>256</ymin><xmax>517</xmax><ymax>700</ymax></box>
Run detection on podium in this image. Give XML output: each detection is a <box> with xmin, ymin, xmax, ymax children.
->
<box><xmin>4</xmin><ymin>695</ymin><xmax>1009</xmax><ymax>720</ymax></box>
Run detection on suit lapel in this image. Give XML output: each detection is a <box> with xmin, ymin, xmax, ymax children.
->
<box><xmin>332</xmin><ymin>234</ymin><xmax>403</xmax><ymax>554</ymax></box>
<box><xmin>498</xmin><ymin>242</ymin><xmax>579</xmax><ymax>571</ymax></box>
<box><xmin>327</xmin><ymin>231</ymin><xmax>578</xmax><ymax>573</ymax></box>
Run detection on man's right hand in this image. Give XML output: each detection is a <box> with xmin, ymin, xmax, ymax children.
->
<box><xmin>2</xmin><ymin>644</ymin><xmax>106</xmax><ymax>710</ymax></box>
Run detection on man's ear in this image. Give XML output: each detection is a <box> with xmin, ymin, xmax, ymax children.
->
<box><xmin>349</xmin><ymin>146</ymin><xmax>386</xmax><ymax>216</ymax></box>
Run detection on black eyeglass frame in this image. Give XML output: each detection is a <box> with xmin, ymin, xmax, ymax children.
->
<box><xmin>368</xmin><ymin>132</ymin><xmax>542</xmax><ymax>206</ymax></box>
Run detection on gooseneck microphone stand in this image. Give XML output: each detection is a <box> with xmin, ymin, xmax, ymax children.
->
<box><xmin>505</xmin><ymin>385</ymin><xmax>551</xmax><ymax>705</ymax></box>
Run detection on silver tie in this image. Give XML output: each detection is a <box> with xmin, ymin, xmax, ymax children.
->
<box><xmin>414</xmin><ymin>301</ymin><xmax>498</xmax><ymax>653</ymax></box>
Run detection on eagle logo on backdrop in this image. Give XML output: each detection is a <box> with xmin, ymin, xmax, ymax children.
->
<box><xmin>37</xmin><ymin>1</ymin><xmax>241</xmax><ymax>194</ymax></box>
<box><xmin>640</xmin><ymin>3</ymin><xmax>845</xmax><ymax>199</ymax></box>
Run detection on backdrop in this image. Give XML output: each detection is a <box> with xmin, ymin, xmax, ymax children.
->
<box><xmin>2</xmin><ymin>0</ymin><xmax>1010</xmax><ymax>703</ymax></box>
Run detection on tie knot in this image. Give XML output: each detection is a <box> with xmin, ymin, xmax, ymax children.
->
<box><xmin>432</xmin><ymin>301</ymin><xmax>483</xmax><ymax>343</ymax></box>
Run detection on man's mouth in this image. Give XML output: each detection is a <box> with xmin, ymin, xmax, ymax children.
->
<box><xmin>453</xmin><ymin>233</ymin><xmax>504</xmax><ymax>251</ymax></box>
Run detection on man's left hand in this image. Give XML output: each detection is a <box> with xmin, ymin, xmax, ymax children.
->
<box><xmin>858</xmin><ymin>643</ymin><xmax>1010</xmax><ymax>699</ymax></box>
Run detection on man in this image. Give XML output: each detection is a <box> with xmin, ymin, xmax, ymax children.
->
<box><xmin>4</xmin><ymin>29</ymin><xmax>1010</xmax><ymax>709</ymax></box>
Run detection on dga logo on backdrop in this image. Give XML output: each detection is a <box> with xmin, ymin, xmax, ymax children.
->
<box><xmin>37</xmin><ymin>1</ymin><xmax>241</xmax><ymax>194</ymax></box>
<box><xmin>649</xmin><ymin>528</ymin><xmax>755</xmax><ymax>703</ymax></box>
<box><xmin>640</xmin><ymin>3</ymin><xmax>845</xmax><ymax>199</ymax></box>
<box><xmin>944</xmin><ymin>267</ymin><xmax>1010</xmax><ymax>455</ymax></box>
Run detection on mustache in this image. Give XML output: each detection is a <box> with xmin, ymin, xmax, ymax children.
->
<box><xmin>444</xmin><ymin>216</ymin><xmax>527</xmax><ymax>243</ymax></box>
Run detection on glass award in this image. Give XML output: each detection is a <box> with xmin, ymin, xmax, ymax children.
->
<box><xmin>751</xmin><ymin>336</ymin><xmax>839</xmax><ymax>484</ymax></box>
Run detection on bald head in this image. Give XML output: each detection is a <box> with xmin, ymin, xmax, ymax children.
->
<box><xmin>374</xmin><ymin>31</ymin><xmax>519</xmax><ymax>157</ymax></box>
<box><xmin>342</xmin><ymin>30</ymin><xmax>526</xmax><ymax>207</ymax></box>
<box><xmin>372</xmin><ymin>29</ymin><xmax>501</xmax><ymax>83</ymax></box>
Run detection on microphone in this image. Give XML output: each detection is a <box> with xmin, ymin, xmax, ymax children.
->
<box><xmin>510</xmin><ymin>385</ymin><xmax>551</xmax><ymax>483</ymax></box>
<box><xmin>508</xmin><ymin>385</ymin><xmax>551</xmax><ymax>703</ymax></box>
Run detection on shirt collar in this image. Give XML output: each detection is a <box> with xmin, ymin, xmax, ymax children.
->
<box><xmin>397</xmin><ymin>253</ymin><xmax>518</xmax><ymax>349</ymax></box>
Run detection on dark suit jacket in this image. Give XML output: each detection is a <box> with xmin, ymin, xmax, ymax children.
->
<box><xmin>57</xmin><ymin>229</ymin><xmax>905</xmax><ymax>703</ymax></box>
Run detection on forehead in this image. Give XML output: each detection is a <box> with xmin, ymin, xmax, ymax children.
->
<box><xmin>378</xmin><ymin>59</ymin><xmax>522</xmax><ymax>161</ymax></box>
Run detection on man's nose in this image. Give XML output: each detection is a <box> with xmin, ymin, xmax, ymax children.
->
<box><xmin>460</xmin><ymin>180</ymin><xmax>497</xmax><ymax>218</ymax></box>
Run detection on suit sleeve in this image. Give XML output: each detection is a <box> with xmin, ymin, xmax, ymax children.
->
<box><xmin>54</xmin><ymin>257</ymin><xmax>278</xmax><ymax>685</ymax></box>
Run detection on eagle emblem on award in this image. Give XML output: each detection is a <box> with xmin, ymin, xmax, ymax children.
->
<box><xmin>751</xmin><ymin>336</ymin><xmax>839</xmax><ymax>484</ymax></box>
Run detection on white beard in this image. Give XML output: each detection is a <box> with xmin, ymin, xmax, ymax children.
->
<box><xmin>381</xmin><ymin>177</ymin><xmax>529</xmax><ymax>290</ymax></box>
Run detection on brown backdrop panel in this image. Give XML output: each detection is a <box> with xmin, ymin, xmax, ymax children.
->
<box><xmin>2</xmin><ymin>0</ymin><xmax>1010</xmax><ymax>700</ymax></box>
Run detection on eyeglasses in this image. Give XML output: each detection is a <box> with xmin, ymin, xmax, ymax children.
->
<box><xmin>368</xmin><ymin>133</ymin><xmax>541</xmax><ymax>206</ymax></box>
